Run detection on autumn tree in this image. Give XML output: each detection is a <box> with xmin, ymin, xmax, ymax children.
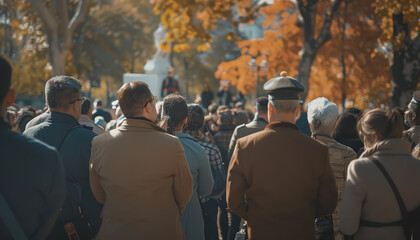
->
<box><xmin>374</xmin><ymin>0</ymin><xmax>420</xmax><ymax>107</ymax></box>
<box><xmin>29</xmin><ymin>0</ymin><xmax>90</xmax><ymax>76</ymax></box>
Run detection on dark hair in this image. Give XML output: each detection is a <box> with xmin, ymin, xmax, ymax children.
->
<box><xmin>185</xmin><ymin>104</ymin><xmax>205</xmax><ymax>131</ymax></box>
<box><xmin>81</xmin><ymin>98</ymin><xmax>92</xmax><ymax>115</ymax></box>
<box><xmin>94</xmin><ymin>99</ymin><xmax>103</xmax><ymax>107</ymax></box>
<box><xmin>208</xmin><ymin>103</ymin><xmax>219</xmax><ymax>114</ymax></box>
<box><xmin>117</xmin><ymin>81</ymin><xmax>152</xmax><ymax>117</ymax></box>
<box><xmin>162</xmin><ymin>94</ymin><xmax>188</xmax><ymax>134</ymax></box>
<box><xmin>15</xmin><ymin>113</ymin><xmax>33</xmax><ymax>133</ymax></box>
<box><xmin>233</xmin><ymin>110</ymin><xmax>249</xmax><ymax>126</ymax></box>
<box><xmin>344</xmin><ymin>107</ymin><xmax>362</xmax><ymax>118</ymax></box>
<box><xmin>332</xmin><ymin>112</ymin><xmax>359</xmax><ymax>140</ymax></box>
<box><xmin>357</xmin><ymin>108</ymin><xmax>403</xmax><ymax>141</ymax></box>
<box><xmin>256</xmin><ymin>96</ymin><xmax>268</xmax><ymax>113</ymax></box>
<box><xmin>0</xmin><ymin>55</ymin><xmax>12</xmax><ymax>104</ymax></box>
<box><xmin>217</xmin><ymin>109</ymin><xmax>235</xmax><ymax>127</ymax></box>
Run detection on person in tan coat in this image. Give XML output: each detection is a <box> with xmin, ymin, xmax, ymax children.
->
<box><xmin>340</xmin><ymin>109</ymin><xmax>420</xmax><ymax>240</ymax></box>
<box><xmin>89</xmin><ymin>81</ymin><xmax>193</xmax><ymax>240</ymax></box>
<box><xmin>226</xmin><ymin>72</ymin><xmax>338</xmax><ymax>240</ymax></box>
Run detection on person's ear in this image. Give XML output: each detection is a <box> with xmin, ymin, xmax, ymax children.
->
<box><xmin>295</xmin><ymin>104</ymin><xmax>301</xmax><ymax>117</ymax></box>
<box><xmin>371</xmin><ymin>131</ymin><xmax>378</xmax><ymax>143</ymax></box>
<box><xmin>4</xmin><ymin>89</ymin><xmax>16</xmax><ymax>107</ymax></box>
<box><xmin>309</xmin><ymin>122</ymin><xmax>313</xmax><ymax>132</ymax></box>
<box><xmin>268</xmin><ymin>101</ymin><xmax>274</xmax><ymax>121</ymax></box>
<box><xmin>253</xmin><ymin>106</ymin><xmax>257</xmax><ymax>114</ymax></box>
<box><xmin>412</xmin><ymin>112</ymin><xmax>417</xmax><ymax>123</ymax></box>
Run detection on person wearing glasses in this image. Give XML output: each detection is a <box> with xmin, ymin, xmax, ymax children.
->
<box><xmin>24</xmin><ymin>76</ymin><xmax>102</xmax><ymax>239</ymax></box>
<box><xmin>89</xmin><ymin>81</ymin><xmax>193</xmax><ymax>239</ymax></box>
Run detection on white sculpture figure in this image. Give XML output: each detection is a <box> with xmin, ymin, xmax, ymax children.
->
<box><xmin>144</xmin><ymin>24</ymin><xmax>172</xmax><ymax>75</ymax></box>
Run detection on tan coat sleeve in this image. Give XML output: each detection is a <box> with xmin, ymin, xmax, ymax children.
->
<box><xmin>226</xmin><ymin>141</ymin><xmax>248</xmax><ymax>220</ymax></box>
<box><xmin>89</xmin><ymin>138</ymin><xmax>105</xmax><ymax>204</ymax></box>
<box><xmin>339</xmin><ymin>160</ymin><xmax>365</xmax><ymax>235</ymax></box>
<box><xmin>316</xmin><ymin>147</ymin><xmax>338</xmax><ymax>218</ymax></box>
<box><xmin>172</xmin><ymin>140</ymin><xmax>193</xmax><ymax>214</ymax></box>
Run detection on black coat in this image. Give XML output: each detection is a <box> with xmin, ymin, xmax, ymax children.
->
<box><xmin>23</xmin><ymin>112</ymin><xmax>103</xmax><ymax>238</ymax></box>
<box><xmin>0</xmin><ymin>118</ymin><xmax>65</xmax><ymax>239</ymax></box>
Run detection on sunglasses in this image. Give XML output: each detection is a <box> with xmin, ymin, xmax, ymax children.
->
<box><xmin>144</xmin><ymin>96</ymin><xmax>158</xmax><ymax>107</ymax></box>
<box><xmin>69</xmin><ymin>97</ymin><xmax>86</xmax><ymax>104</ymax></box>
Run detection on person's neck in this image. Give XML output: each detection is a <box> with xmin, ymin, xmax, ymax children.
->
<box><xmin>127</xmin><ymin>114</ymin><xmax>152</xmax><ymax>122</ymax></box>
<box><xmin>254</xmin><ymin>113</ymin><xmax>268</xmax><ymax>122</ymax></box>
<box><xmin>50</xmin><ymin>108</ymin><xmax>77</xmax><ymax>119</ymax></box>
<box><xmin>270</xmin><ymin>113</ymin><xmax>296</xmax><ymax>124</ymax></box>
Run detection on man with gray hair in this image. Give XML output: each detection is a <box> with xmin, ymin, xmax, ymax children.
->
<box><xmin>24</xmin><ymin>76</ymin><xmax>102</xmax><ymax>239</ymax></box>
<box><xmin>307</xmin><ymin>97</ymin><xmax>356</xmax><ymax>240</ymax></box>
<box><xmin>227</xmin><ymin>72</ymin><xmax>337</xmax><ymax>239</ymax></box>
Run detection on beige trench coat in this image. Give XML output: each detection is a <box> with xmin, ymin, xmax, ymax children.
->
<box><xmin>227</xmin><ymin>122</ymin><xmax>338</xmax><ymax>240</ymax></box>
<box><xmin>90</xmin><ymin>119</ymin><xmax>193</xmax><ymax>240</ymax></box>
<box><xmin>340</xmin><ymin>139</ymin><xmax>420</xmax><ymax>240</ymax></box>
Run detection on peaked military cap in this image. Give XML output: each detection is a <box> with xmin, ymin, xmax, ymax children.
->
<box><xmin>263</xmin><ymin>71</ymin><xmax>304</xmax><ymax>100</ymax></box>
<box><xmin>411</xmin><ymin>91</ymin><xmax>420</xmax><ymax>104</ymax></box>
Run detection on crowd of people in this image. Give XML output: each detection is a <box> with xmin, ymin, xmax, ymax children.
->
<box><xmin>1</xmin><ymin>54</ymin><xmax>420</xmax><ymax>240</ymax></box>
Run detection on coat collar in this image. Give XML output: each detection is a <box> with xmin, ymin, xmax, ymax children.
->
<box><xmin>47</xmin><ymin>111</ymin><xmax>80</xmax><ymax>126</ymax></box>
<box><xmin>118</xmin><ymin>118</ymin><xmax>166</xmax><ymax>133</ymax></box>
<box><xmin>266</xmin><ymin>121</ymin><xmax>299</xmax><ymax>131</ymax></box>
<box><xmin>360</xmin><ymin>138</ymin><xmax>411</xmax><ymax>158</ymax></box>
<box><xmin>175</xmin><ymin>132</ymin><xmax>196</xmax><ymax>141</ymax></box>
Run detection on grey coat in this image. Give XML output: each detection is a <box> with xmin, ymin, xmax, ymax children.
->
<box><xmin>228</xmin><ymin>119</ymin><xmax>268</xmax><ymax>161</ymax></box>
<box><xmin>23</xmin><ymin>112</ymin><xmax>102</xmax><ymax>235</ymax></box>
<box><xmin>175</xmin><ymin>133</ymin><xmax>214</xmax><ymax>240</ymax></box>
<box><xmin>340</xmin><ymin>139</ymin><xmax>420</xmax><ymax>240</ymax></box>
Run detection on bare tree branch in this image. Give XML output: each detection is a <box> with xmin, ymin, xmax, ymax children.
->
<box><xmin>69</xmin><ymin>0</ymin><xmax>89</xmax><ymax>34</ymax></box>
<box><xmin>29</xmin><ymin>0</ymin><xmax>57</xmax><ymax>32</ymax></box>
<box><xmin>314</xmin><ymin>0</ymin><xmax>344</xmax><ymax>49</ymax></box>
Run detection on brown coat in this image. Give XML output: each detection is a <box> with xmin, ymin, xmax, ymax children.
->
<box><xmin>227</xmin><ymin>122</ymin><xmax>338</xmax><ymax>240</ymax></box>
<box><xmin>90</xmin><ymin>119</ymin><xmax>193</xmax><ymax>240</ymax></box>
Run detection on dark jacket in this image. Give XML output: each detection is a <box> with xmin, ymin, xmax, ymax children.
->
<box><xmin>227</xmin><ymin>122</ymin><xmax>337</xmax><ymax>240</ymax></box>
<box><xmin>0</xmin><ymin>118</ymin><xmax>65</xmax><ymax>240</ymax></box>
<box><xmin>201</xmin><ymin>90</ymin><xmax>214</xmax><ymax>110</ymax></box>
<box><xmin>23</xmin><ymin>112</ymin><xmax>102</xmax><ymax>238</ymax></box>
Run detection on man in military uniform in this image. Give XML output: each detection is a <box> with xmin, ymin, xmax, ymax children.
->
<box><xmin>404</xmin><ymin>91</ymin><xmax>420</xmax><ymax>151</ymax></box>
<box><xmin>226</xmin><ymin>71</ymin><xmax>337</xmax><ymax>240</ymax></box>
<box><xmin>227</xmin><ymin>96</ymin><xmax>269</xmax><ymax>240</ymax></box>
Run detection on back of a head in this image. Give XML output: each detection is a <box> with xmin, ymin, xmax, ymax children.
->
<box><xmin>357</xmin><ymin>108</ymin><xmax>404</xmax><ymax>142</ymax></box>
<box><xmin>256</xmin><ymin>96</ymin><xmax>268</xmax><ymax>114</ymax></box>
<box><xmin>117</xmin><ymin>81</ymin><xmax>151</xmax><ymax>118</ymax></box>
<box><xmin>0</xmin><ymin>55</ymin><xmax>12</xmax><ymax>105</ymax></box>
<box><xmin>218</xmin><ymin>109</ymin><xmax>235</xmax><ymax>127</ymax></box>
<box><xmin>81</xmin><ymin>98</ymin><xmax>92</xmax><ymax>115</ymax></box>
<box><xmin>208</xmin><ymin>103</ymin><xmax>219</xmax><ymax>114</ymax></box>
<box><xmin>344</xmin><ymin>107</ymin><xmax>362</xmax><ymax>118</ymax></box>
<box><xmin>185</xmin><ymin>104</ymin><xmax>205</xmax><ymax>131</ymax></box>
<box><xmin>162</xmin><ymin>94</ymin><xmax>188</xmax><ymax>134</ymax></box>
<box><xmin>234</xmin><ymin>110</ymin><xmax>249</xmax><ymax>126</ymax></box>
<box><xmin>94</xmin><ymin>99</ymin><xmax>103</xmax><ymax>108</ymax></box>
<box><xmin>45</xmin><ymin>76</ymin><xmax>82</xmax><ymax>110</ymax></box>
<box><xmin>332</xmin><ymin>111</ymin><xmax>359</xmax><ymax>140</ymax></box>
<box><xmin>270</xmin><ymin>99</ymin><xmax>299</xmax><ymax>113</ymax></box>
<box><xmin>307</xmin><ymin>97</ymin><xmax>338</xmax><ymax>135</ymax></box>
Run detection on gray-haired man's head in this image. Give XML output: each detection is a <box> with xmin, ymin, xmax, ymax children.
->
<box><xmin>45</xmin><ymin>76</ymin><xmax>83</xmax><ymax>119</ymax></box>
<box><xmin>307</xmin><ymin>97</ymin><xmax>338</xmax><ymax>136</ymax></box>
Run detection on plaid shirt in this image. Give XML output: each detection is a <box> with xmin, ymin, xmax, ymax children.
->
<box><xmin>196</xmin><ymin>137</ymin><xmax>224</xmax><ymax>202</ymax></box>
<box><xmin>214</xmin><ymin>128</ymin><xmax>234</xmax><ymax>166</ymax></box>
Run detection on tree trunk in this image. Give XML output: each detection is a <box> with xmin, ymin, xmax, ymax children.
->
<box><xmin>297</xmin><ymin>47</ymin><xmax>317</xmax><ymax>100</ymax></box>
<box><xmin>30</xmin><ymin>0</ymin><xmax>89</xmax><ymax>76</ymax></box>
<box><xmin>390</xmin><ymin>14</ymin><xmax>420</xmax><ymax>107</ymax></box>
<box><xmin>296</xmin><ymin>0</ymin><xmax>343</xmax><ymax>101</ymax></box>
